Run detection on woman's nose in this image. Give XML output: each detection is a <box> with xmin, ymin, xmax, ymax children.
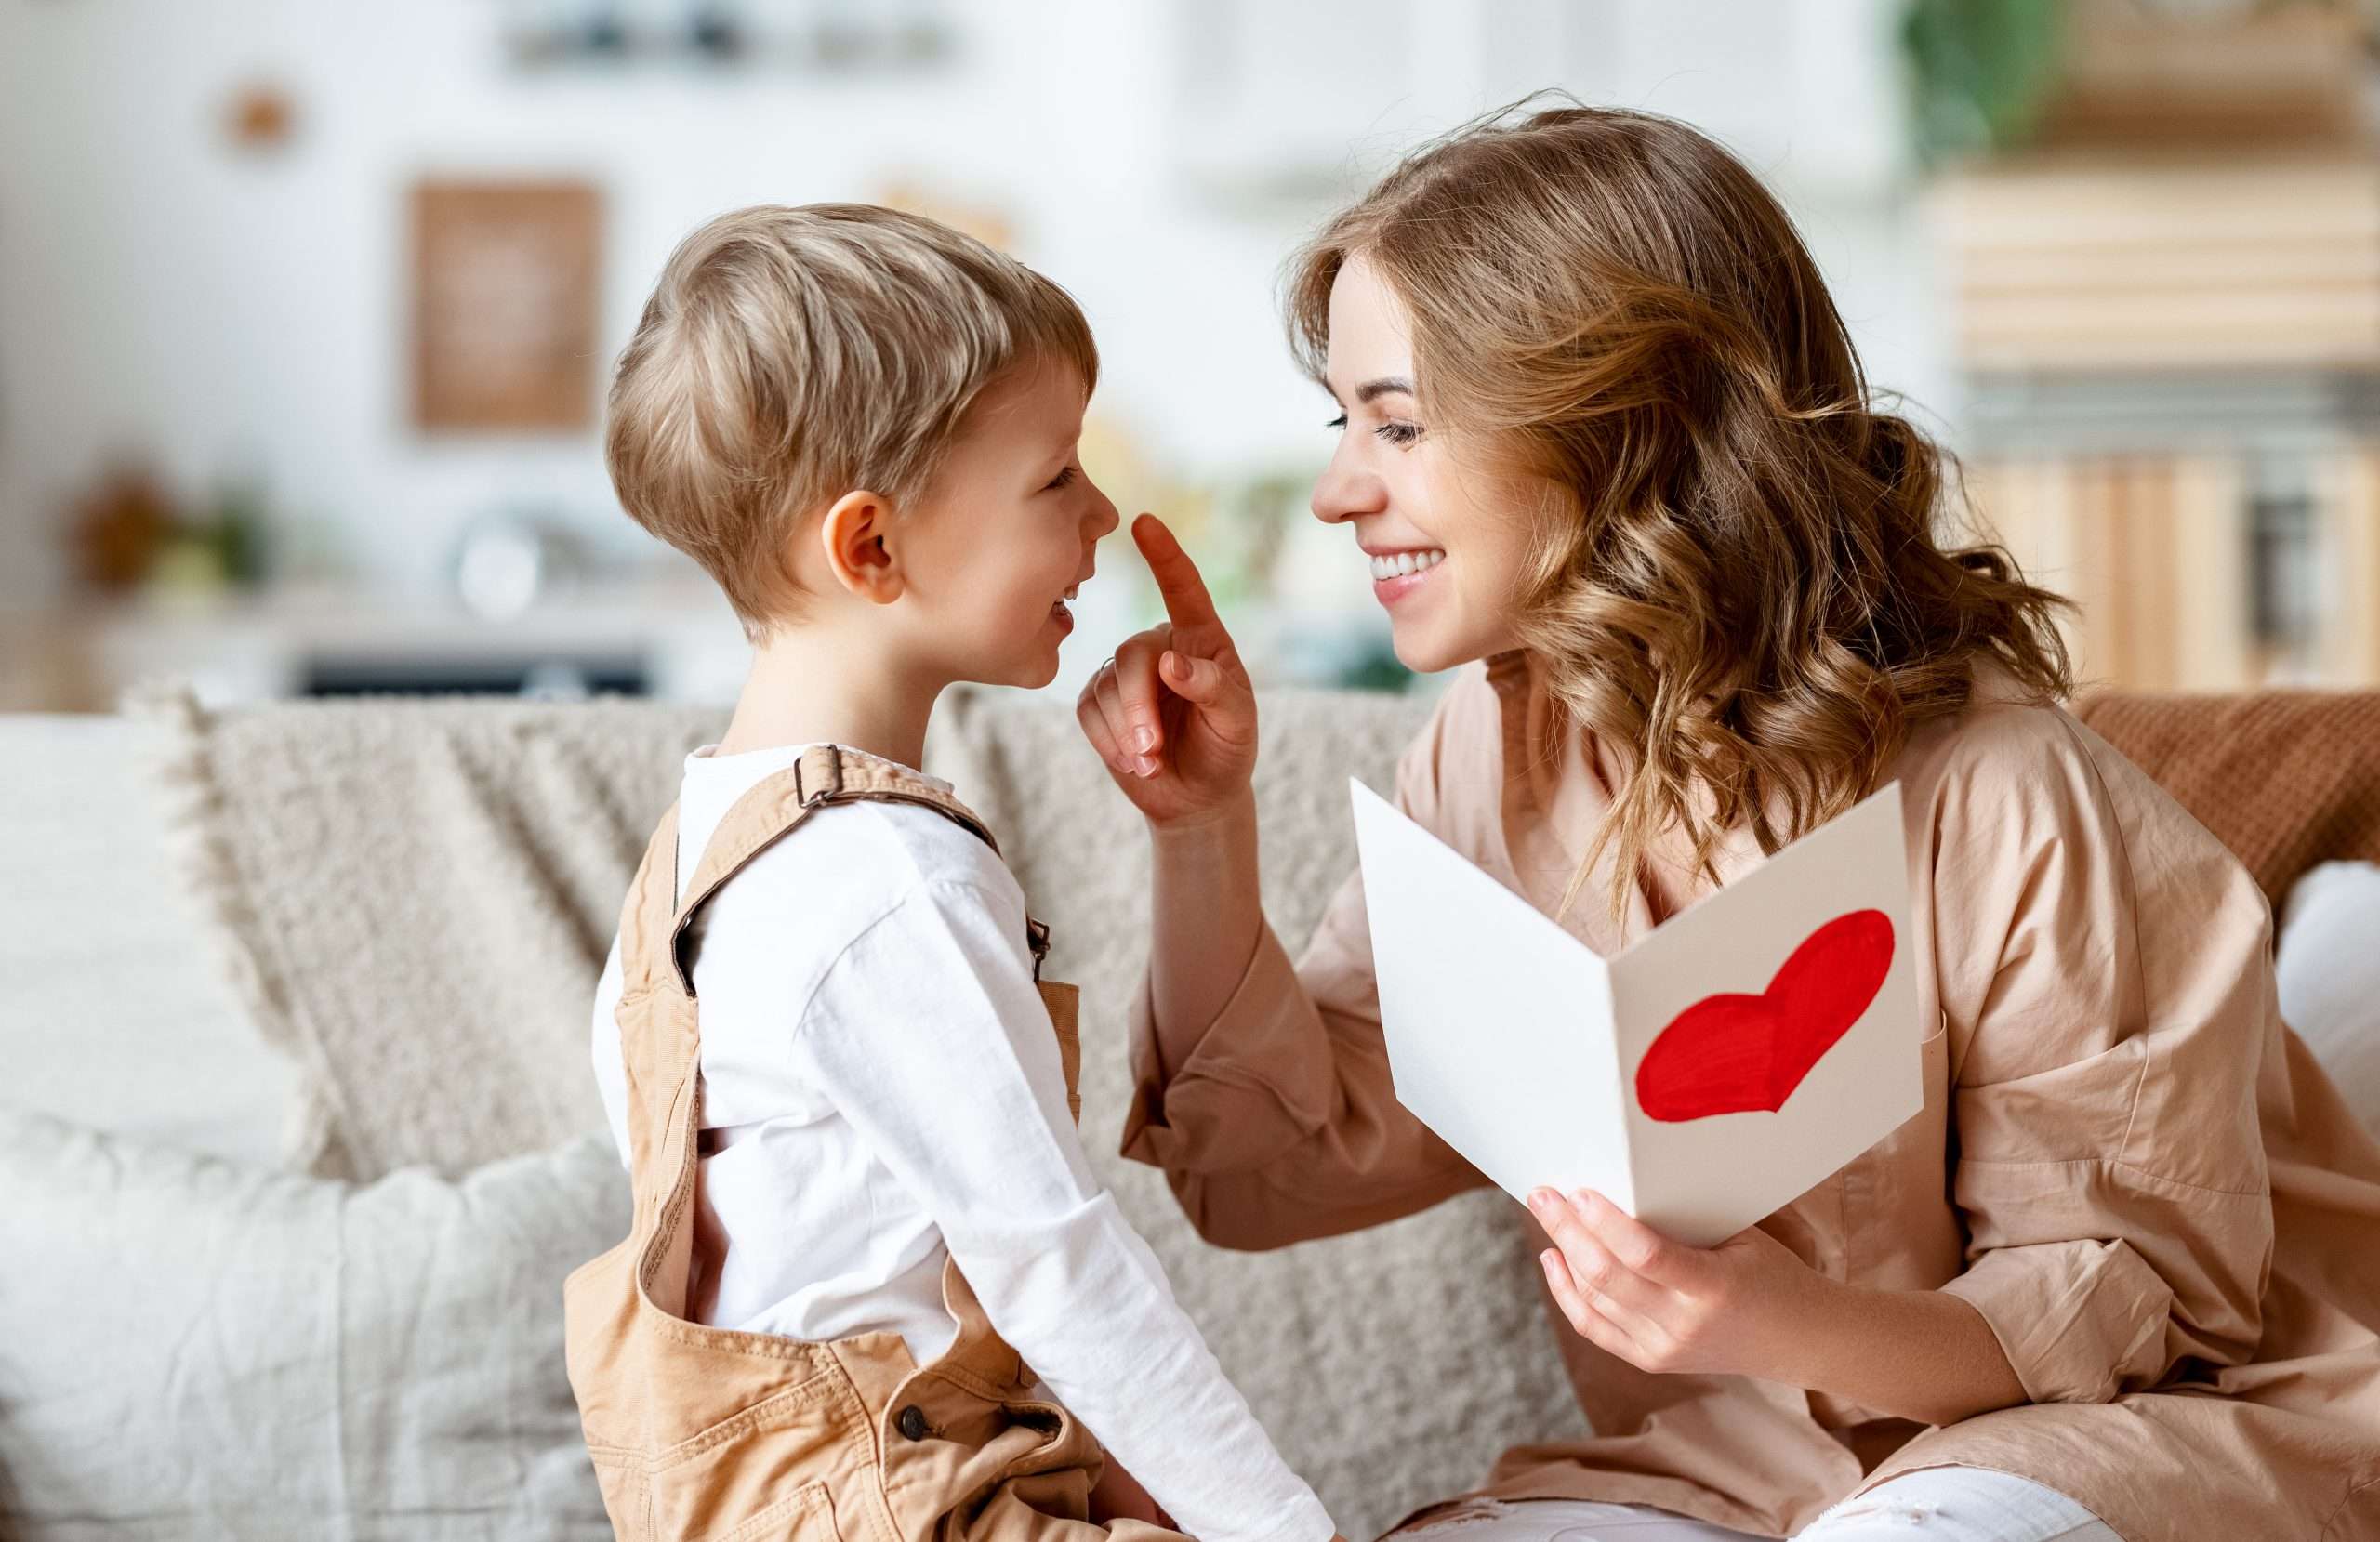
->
<box><xmin>1310</xmin><ymin>449</ymin><xmax>1386</xmax><ymax>526</ymax></box>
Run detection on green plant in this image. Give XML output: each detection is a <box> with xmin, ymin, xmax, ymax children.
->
<box><xmin>1899</xmin><ymin>0</ymin><xmax>2067</xmax><ymax>165</ymax></box>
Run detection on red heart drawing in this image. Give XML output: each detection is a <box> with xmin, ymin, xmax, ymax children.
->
<box><xmin>1633</xmin><ymin>909</ymin><xmax>1895</xmax><ymax>1123</ymax></box>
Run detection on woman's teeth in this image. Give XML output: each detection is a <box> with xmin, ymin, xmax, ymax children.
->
<box><xmin>1369</xmin><ymin>549</ymin><xmax>1446</xmax><ymax>581</ymax></box>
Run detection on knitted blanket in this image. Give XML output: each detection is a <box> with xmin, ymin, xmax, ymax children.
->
<box><xmin>2075</xmin><ymin>689</ymin><xmax>2380</xmax><ymax>910</ymax></box>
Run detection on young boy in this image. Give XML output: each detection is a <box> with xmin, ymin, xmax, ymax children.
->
<box><xmin>563</xmin><ymin>204</ymin><xmax>1338</xmax><ymax>1542</ymax></box>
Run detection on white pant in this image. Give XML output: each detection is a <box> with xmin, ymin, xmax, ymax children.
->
<box><xmin>1393</xmin><ymin>1468</ymin><xmax>2119</xmax><ymax>1541</ymax></box>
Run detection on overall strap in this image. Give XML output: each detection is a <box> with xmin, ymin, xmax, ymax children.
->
<box><xmin>616</xmin><ymin>805</ymin><xmax>687</xmax><ymax>1006</ymax></box>
<box><xmin>666</xmin><ymin>744</ymin><xmax>1047</xmax><ymax>996</ymax></box>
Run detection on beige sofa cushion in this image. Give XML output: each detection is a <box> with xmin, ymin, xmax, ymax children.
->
<box><xmin>0</xmin><ymin>1113</ymin><xmax>624</xmax><ymax>1541</ymax></box>
<box><xmin>2279</xmin><ymin>861</ymin><xmax>2380</xmax><ymax>1137</ymax></box>
<box><xmin>0</xmin><ymin>714</ymin><xmax>293</xmax><ymax>1166</ymax></box>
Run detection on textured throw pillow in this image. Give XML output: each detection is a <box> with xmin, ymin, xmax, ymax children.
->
<box><xmin>0</xmin><ymin>1114</ymin><xmax>627</xmax><ymax>1541</ymax></box>
<box><xmin>2279</xmin><ymin>861</ymin><xmax>2380</xmax><ymax>1137</ymax></box>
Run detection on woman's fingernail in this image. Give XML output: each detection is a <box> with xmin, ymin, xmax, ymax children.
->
<box><xmin>1528</xmin><ymin>1188</ymin><xmax>1554</xmax><ymax>1213</ymax></box>
<box><xmin>1131</xmin><ymin>725</ymin><xmax>1157</xmax><ymax>752</ymax></box>
<box><xmin>1134</xmin><ymin>755</ymin><xmax>1158</xmax><ymax>777</ymax></box>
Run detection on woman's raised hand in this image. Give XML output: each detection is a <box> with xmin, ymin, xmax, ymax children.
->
<box><xmin>1076</xmin><ymin>514</ymin><xmax>1259</xmax><ymax>828</ymax></box>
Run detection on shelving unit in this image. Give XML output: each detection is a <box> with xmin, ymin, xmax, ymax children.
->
<box><xmin>1937</xmin><ymin>142</ymin><xmax>2380</xmax><ymax>687</ymax></box>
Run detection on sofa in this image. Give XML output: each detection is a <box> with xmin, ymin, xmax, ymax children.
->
<box><xmin>1</xmin><ymin>682</ymin><xmax>2374</xmax><ymax>1542</ymax></box>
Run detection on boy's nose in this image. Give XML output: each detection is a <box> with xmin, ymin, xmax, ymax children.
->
<box><xmin>1086</xmin><ymin>483</ymin><xmax>1121</xmax><ymax>538</ymax></box>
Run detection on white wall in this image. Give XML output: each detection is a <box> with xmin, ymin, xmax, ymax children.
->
<box><xmin>0</xmin><ymin>0</ymin><xmax>1945</xmax><ymax>610</ymax></box>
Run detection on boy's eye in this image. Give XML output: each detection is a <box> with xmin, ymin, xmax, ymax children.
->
<box><xmin>1044</xmin><ymin>465</ymin><xmax>1078</xmax><ymax>492</ymax></box>
<box><xmin>1327</xmin><ymin>413</ymin><xmax>1348</xmax><ymax>431</ymax></box>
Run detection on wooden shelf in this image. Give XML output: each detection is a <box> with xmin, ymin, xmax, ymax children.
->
<box><xmin>1936</xmin><ymin>155</ymin><xmax>2380</xmax><ymax>372</ymax></box>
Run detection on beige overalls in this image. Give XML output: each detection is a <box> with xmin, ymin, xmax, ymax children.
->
<box><xmin>565</xmin><ymin>745</ymin><xmax>1183</xmax><ymax>1542</ymax></box>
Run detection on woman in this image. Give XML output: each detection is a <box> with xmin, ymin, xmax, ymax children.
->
<box><xmin>1075</xmin><ymin>103</ymin><xmax>2380</xmax><ymax>1541</ymax></box>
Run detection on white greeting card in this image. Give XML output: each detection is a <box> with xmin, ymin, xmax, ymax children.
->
<box><xmin>1350</xmin><ymin>777</ymin><xmax>1924</xmax><ymax>1246</ymax></box>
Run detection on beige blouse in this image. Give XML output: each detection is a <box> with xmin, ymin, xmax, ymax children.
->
<box><xmin>1122</xmin><ymin>652</ymin><xmax>2380</xmax><ymax>1541</ymax></box>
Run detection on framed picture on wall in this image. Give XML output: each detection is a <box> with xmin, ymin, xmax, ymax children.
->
<box><xmin>410</xmin><ymin>178</ymin><xmax>602</xmax><ymax>431</ymax></box>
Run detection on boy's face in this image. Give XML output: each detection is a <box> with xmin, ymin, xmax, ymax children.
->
<box><xmin>895</xmin><ymin>359</ymin><xmax>1117</xmax><ymax>690</ymax></box>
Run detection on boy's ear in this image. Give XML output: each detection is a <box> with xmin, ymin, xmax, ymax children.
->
<box><xmin>817</xmin><ymin>489</ymin><xmax>904</xmax><ymax>604</ymax></box>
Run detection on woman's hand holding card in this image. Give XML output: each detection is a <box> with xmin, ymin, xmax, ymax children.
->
<box><xmin>1527</xmin><ymin>1187</ymin><xmax>1834</xmax><ymax>1384</ymax></box>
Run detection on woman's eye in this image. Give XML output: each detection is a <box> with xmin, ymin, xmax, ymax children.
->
<box><xmin>1326</xmin><ymin>411</ymin><xmax>1418</xmax><ymax>445</ymax></box>
<box><xmin>1044</xmin><ymin>466</ymin><xmax>1078</xmax><ymax>492</ymax></box>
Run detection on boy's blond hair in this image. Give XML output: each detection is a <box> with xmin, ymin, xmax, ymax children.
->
<box><xmin>606</xmin><ymin>203</ymin><xmax>1099</xmax><ymax>638</ymax></box>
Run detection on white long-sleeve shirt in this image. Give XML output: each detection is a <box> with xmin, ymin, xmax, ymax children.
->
<box><xmin>590</xmin><ymin>743</ymin><xmax>1332</xmax><ymax>1542</ymax></box>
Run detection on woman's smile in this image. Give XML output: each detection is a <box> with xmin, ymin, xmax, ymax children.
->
<box><xmin>1365</xmin><ymin>544</ymin><xmax>1446</xmax><ymax>607</ymax></box>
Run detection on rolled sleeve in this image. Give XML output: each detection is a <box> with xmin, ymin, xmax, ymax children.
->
<box><xmin>1943</xmin><ymin>1211</ymin><xmax>2233</xmax><ymax>1405</ymax></box>
<box><xmin>1121</xmin><ymin>917</ymin><xmax>1341</xmax><ymax>1179</ymax></box>
<box><xmin>1118</xmin><ymin>880</ymin><xmax>1482</xmax><ymax>1250</ymax></box>
<box><xmin>1941</xmin><ymin>1238</ymin><xmax>2166</xmax><ymax>1404</ymax></box>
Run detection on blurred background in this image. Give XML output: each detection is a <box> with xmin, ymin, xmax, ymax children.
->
<box><xmin>2</xmin><ymin>0</ymin><xmax>2375</xmax><ymax>711</ymax></box>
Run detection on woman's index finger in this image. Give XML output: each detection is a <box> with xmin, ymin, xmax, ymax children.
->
<box><xmin>1132</xmin><ymin>513</ymin><xmax>1221</xmax><ymax>627</ymax></box>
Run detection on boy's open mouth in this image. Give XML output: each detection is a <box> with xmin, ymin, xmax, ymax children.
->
<box><xmin>1050</xmin><ymin>581</ymin><xmax>1080</xmax><ymax>631</ymax></box>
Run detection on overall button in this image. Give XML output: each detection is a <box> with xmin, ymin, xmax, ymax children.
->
<box><xmin>895</xmin><ymin>1404</ymin><xmax>930</xmax><ymax>1442</ymax></box>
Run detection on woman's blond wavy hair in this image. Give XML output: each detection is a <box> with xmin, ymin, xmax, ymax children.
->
<box><xmin>1288</xmin><ymin>99</ymin><xmax>2072</xmax><ymax>920</ymax></box>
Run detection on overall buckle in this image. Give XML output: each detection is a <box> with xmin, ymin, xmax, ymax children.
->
<box><xmin>792</xmin><ymin>745</ymin><xmax>844</xmax><ymax>807</ymax></box>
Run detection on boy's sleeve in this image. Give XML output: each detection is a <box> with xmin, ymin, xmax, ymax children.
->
<box><xmin>794</xmin><ymin>876</ymin><xmax>1335</xmax><ymax>1542</ymax></box>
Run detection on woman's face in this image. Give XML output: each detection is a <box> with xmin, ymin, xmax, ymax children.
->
<box><xmin>1310</xmin><ymin>254</ymin><xmax>1544</xmax><ymax>674</ymax></box>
